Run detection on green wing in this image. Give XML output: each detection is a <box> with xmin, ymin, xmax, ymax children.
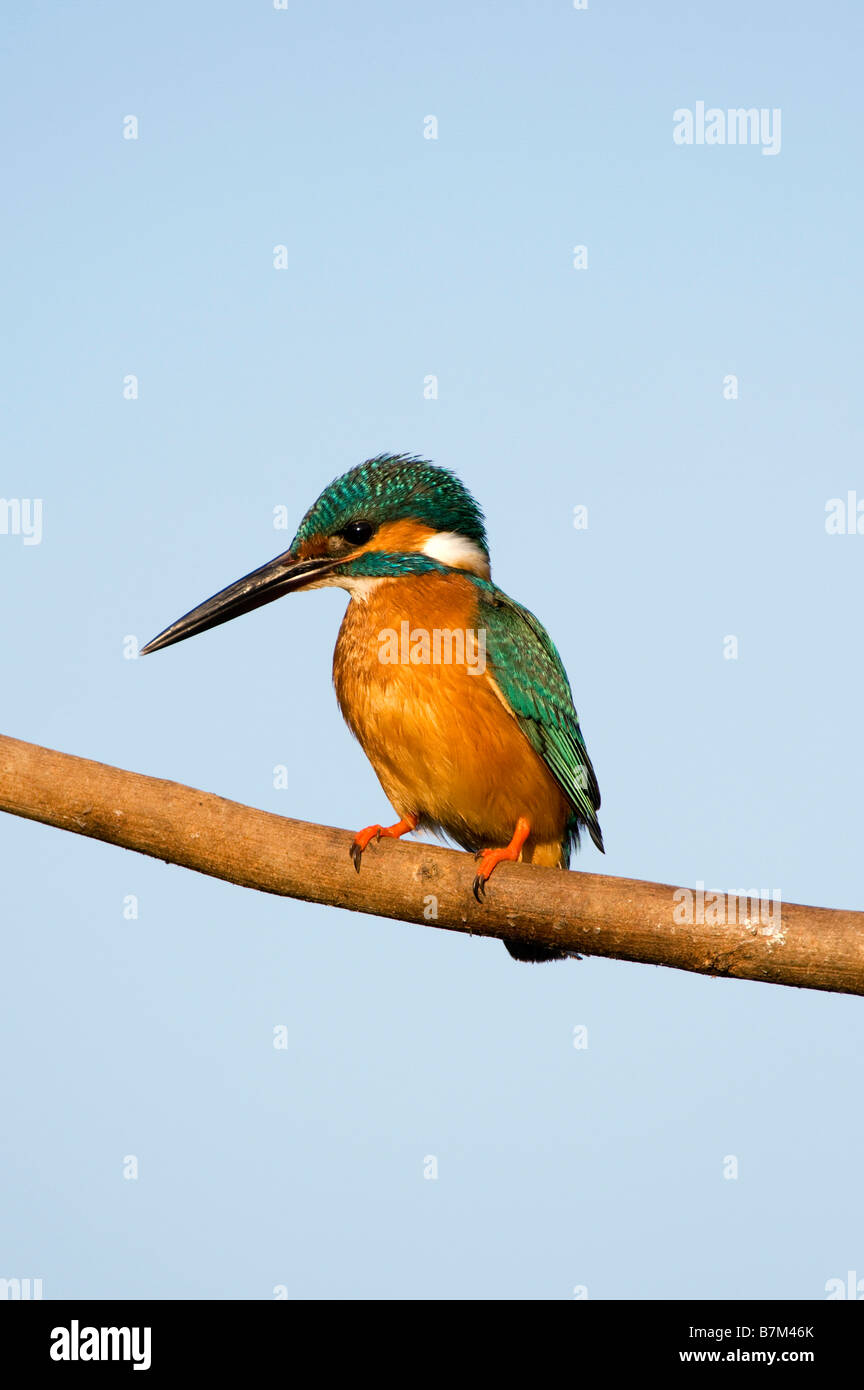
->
<box><xmin>473</xmin><ymin>580</ymin><xmax>604</xmax><ymax>854</ymax></box>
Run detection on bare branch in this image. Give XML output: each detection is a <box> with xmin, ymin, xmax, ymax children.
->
<box><xmin>0</xmin><ymin>733</ymin><xmax>861</xmax><ymax>995</ymax></box>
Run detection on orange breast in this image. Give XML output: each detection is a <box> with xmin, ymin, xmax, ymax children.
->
<box><xmin>332</xmin><ymin>572</ymin><xmax>570</xmax><ymax>861</ymax></box>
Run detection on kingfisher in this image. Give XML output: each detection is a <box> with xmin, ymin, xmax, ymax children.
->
<box><xmin>141</xmin><ymin>454</ymin><xmax>604</xmax><ymax>962</ymax></box>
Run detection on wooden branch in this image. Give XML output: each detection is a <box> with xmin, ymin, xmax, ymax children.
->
<box><xmin>0</xmin><ymin>733</ymin><xmax>861</xmax><ymax>995</ymax></box>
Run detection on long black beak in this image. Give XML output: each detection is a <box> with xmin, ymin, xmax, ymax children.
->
<box><xmin>140</xmin><ymin>550</ymin><xmax>339</xmax><ymax>655</ymax></box>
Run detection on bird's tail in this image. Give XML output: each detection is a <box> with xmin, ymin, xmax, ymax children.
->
<box><xmin>504</xmin><ymin>939</ymin><xmax>570</xmax><ymax>963</ymax></box>
<box><xmin>502</xmin><ymin>835</ymin><xmax>573</xmax><ymax>963</ymax></box>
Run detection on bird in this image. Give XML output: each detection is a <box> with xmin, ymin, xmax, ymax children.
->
<box><xmin>141</xmin><ymin>454</ymin><xmax>604</xmax><ymax>962</ymax></box>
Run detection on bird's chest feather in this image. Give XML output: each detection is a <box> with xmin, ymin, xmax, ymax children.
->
<box><xmin>332</xmin><ymin>575</ymin><xmax>482</xmax><ymax>765</ymax></box>
<box><xmin>331</xmin><ymin>574</ymin><xmax>567</xmax><ymax>849</ymax></box>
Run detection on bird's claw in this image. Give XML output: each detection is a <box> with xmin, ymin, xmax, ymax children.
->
<box><xmin>472</xmin><ymin>873</ymin><xmax>488</xmax><ymax>904</ymax></box>
<box><xmin>350</xmin><ymin>827</ymin><xmax>381</xmax><ymax>872</ymax></box>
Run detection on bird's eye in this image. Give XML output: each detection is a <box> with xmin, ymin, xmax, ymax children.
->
<box><xmin>341</xmin><ymin>520</ymin><xmax>375</xmax><ymax>546</ymax></box>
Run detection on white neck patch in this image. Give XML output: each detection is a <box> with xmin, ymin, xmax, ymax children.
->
<box><xmin>307</xmin><ymin>572</ymin><xmax>384</xmax><ymax>603</ymax></box>
<box><xmin>421</xmin><ymin>531</ymin><xmax>491</xmax><ymax>578</ymax></box>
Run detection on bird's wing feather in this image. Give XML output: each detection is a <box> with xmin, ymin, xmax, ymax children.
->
<box><xmin>473</xmin><ymin>581</ymin><xmax>604</xmax><ymax>852</ymax></box>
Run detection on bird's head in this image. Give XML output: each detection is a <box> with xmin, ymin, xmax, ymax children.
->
<box><xmin>141</xmin><ymin>454</ymin><xmax>490</xmax><ymax>655</ymax></box>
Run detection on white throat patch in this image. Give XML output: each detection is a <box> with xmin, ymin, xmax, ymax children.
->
<box><xmin>307</xmin><ymin>572</ymin><xmax>383</xmax><ymax>603</ymax></box>
<box><xmin>421</xmin><ymin>531</ymin><xmax>491</xmax><ymax>578</ymax></box>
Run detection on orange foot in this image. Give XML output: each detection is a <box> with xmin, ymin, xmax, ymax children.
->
<box><xmin>350</xmin><ymin>813</ymin><xmax>418</xmax><ymax>873</ymax></box>
<box><xmin>473</xmin><ymin>817</ymin><xmax>531</xmax><ymax>904</ymax></box>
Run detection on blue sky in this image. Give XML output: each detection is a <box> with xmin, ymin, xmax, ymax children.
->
<box><xmin>1</xmin><ymin>0</ymin><xmax>862</xmax><ymax>1299</ymax></box>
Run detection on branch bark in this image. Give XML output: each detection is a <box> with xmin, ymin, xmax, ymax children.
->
<box><xmin>0</xmin><ymin>733</ymin><xmax>861</xmax><ymax>995</ymax></box>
